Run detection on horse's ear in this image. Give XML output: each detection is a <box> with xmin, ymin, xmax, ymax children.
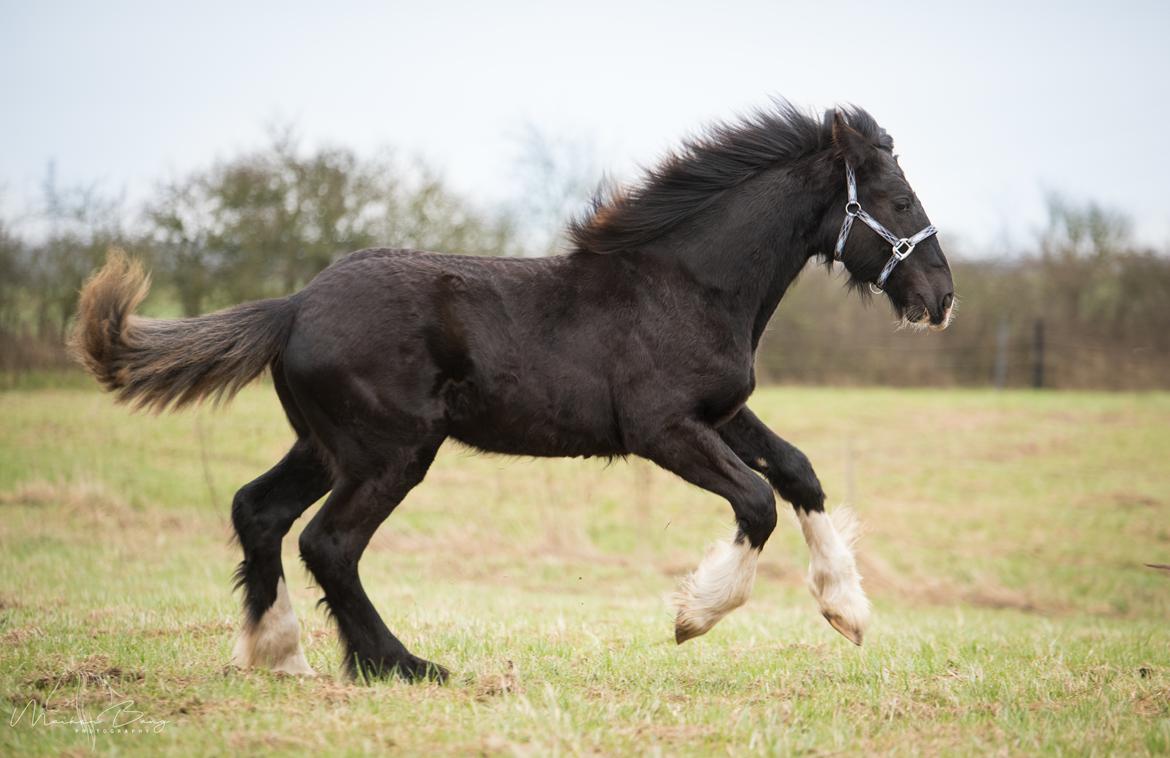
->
<box><xmin>831</xmin><ymin>110</ymin><xmax>874</xmax><ymax>167</ymax></box>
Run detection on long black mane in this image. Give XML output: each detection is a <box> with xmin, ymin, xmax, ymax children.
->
<box><xmin>569</xmin><ymin>102</ymin><xmax>892</xmax><ymax>256</ymax></box>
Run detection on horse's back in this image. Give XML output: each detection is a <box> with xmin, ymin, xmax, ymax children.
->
<box><xmin>281</xmin><ymin>248</ymin><xmax>631</xmax><ymax>459</ymax></box>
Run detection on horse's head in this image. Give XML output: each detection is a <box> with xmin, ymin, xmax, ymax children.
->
<box><xmin>825</xmin><ymin>110</ymin><xmax>955</xmax><ymax>330</ymax></box>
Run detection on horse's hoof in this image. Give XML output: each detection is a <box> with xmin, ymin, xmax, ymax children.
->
<box><xmin>270</xmin><ymin>654</ymin><xmax>317</xmax><ymax>676</ymax></box>
<box><xmin>399</xmin><ymin>655</ymin><xmax>450</xmax><ymax>684</ymax></box>
<box><xmin>823</xmin><ymin>612</ymin><xmax>864</xmax><ymax>646</ymax></box>
<box><xmin>674</xmin><ymin>614</ymin><xmax>704</xmax><ymax>644</ymax></box>
<box><xmin>350</xmin><ymin>654</ymin><xmax>450</xmax><ymax>683</ymax></box>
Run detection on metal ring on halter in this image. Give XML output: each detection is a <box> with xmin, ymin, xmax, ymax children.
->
<box><xmin>844</xmin><ymin>200</ymin><xmax>861</xmax><ymax>217</ymax></box>
<box><xmin>868</xmin><ymin>282</ymin><xmax>884</xmax><ymax>295</ymax></box>
<box><xmin>892</xmin><ymin>239</ymin><xmax>914</xmax><ymax>259</ymax></box>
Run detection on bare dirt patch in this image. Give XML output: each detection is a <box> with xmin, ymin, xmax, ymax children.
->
<box><xmin>0</xmin><ymin>479</ymin><xmax>127</xmax><ymax>512</ymax></box>
<box><xmin>22</xmin><ymin>654</ymin><xmax>145</xmax><ymax>691</ymax></box>
<box><xmin>1</xmin><ymin>625</ymin><xmax>43</xmax><ymax>645</ymax></box>
<box><xmin>472</xmin><ymin>660</ymin><xmax>523</xmax><ymax>700</ymax></box>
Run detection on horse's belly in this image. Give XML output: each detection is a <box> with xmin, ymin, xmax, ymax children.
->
<box><xmin>444</xmin><ymin>379</ymin><xmax>623</xmax><ymax>458</ymax></box>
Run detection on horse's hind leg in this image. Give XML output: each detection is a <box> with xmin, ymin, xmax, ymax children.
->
<box><xmin>298</xmin><ymin>440</ymin><xmax>446</xmax><ymax>682</ymax></box>
<box><xmin>230</xmin><ymin>439</ymin><xmax>331</xmax><ymax>674</ymax></box>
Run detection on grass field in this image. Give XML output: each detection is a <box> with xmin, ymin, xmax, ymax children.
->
<box><xmin>2</xmin><ymin>384</ymin><xmax>1169</xmax><ymax>756</ymax></box>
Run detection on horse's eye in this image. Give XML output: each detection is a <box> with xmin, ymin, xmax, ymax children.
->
<box><xmin>894</xmin><ymin>197</ymin><xmax>912</xmax><ymax>213</ymax></box>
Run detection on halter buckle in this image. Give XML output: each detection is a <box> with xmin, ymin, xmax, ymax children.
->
<box><xmin>891</xmin><ymin>239</ymin><xmax>914</xmax><ymax>259</ymax></box>
<box><xmin>844</xmin><ymin>200</ymin><xmax>861</xmax><ymax>217</ymax></box>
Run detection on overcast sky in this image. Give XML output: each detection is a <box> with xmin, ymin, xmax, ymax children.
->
<box><xmin>2</xmin><ymin>0</ymin><xmax>1168</xmax><ymax>254</ymax></box>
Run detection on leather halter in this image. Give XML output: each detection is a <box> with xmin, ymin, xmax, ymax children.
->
<box><xmin>834</xmin><ymin>162</ymin><xmax>938</xmax><ymax>294</ymax></box>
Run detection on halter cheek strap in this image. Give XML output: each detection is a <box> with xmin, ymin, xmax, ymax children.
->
<box><xmin>834</xmin><ymin>162</ymin><xmax>937</xmax><ymax>294</ymax></box>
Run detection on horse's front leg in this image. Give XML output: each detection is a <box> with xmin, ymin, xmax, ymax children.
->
<box><xmin>639</xmin><ymin>419</ymin><xmax>777</xmax><ymax>643</ymax></box>
<box><xmin>719</xmin><ymin>407</ymin><xmax>871</xmax><ymax>645</ymax></box>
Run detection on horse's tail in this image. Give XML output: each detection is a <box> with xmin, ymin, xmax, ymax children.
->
<box><xmin>70</xmin><ymin>250</ymin><xmax>298</xmax><ymax>411</ymax></box>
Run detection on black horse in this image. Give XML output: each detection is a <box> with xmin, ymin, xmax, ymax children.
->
<box><xmin>72</xmin><ymin>103</ymin><xmax>955</xmax><ymax>682</ymax></box>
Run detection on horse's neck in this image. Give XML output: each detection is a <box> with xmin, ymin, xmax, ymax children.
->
<box><xmin>640</xmin><ymin>170</ymin><xmax>831</xmax><ymax>349</ymax></box>
<box><xmin>749</xmin><ymin>249</ymin><xmax>808</xmax><ymax>348</ymax></box>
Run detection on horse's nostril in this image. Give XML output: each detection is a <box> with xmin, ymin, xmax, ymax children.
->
<box><xmin>941</xmin><ymin>292</ymin><xmax>954</xmax><ymax>312</ymax></box>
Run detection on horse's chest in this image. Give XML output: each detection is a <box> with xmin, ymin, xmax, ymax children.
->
<box><xmin>698</xmin><ymin>368</ymin><xmax>756</xmax><ymax>426</ymax></box>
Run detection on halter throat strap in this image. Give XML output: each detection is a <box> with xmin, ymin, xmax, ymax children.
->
<box><xmin>834</xmin><ymin>162</ymin><xmax>937</xmax><ymax>294</ymax></box>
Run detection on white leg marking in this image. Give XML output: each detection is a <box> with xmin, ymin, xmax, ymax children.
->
<box><xmin>799</xmin><ymin>507</ymin><xmax>871</xmax><ymax>645</ymax></box>
<box><xmin>673</xmin><ymin>535</ymin><xmax>759</xmax><ymax>643</ymax></box>
<box><xmin>232</xmin><ymin>577</ymin><xmax>315</xmax><ymax>675</ymax></box>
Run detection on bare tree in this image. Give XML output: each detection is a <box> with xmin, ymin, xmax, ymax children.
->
<box><xmin>510</xmin><ymin>123</ymin><xmax>602</xmax><ymax>255</ymax></box>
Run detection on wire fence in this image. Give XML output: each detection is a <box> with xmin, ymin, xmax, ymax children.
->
<box><xmin>759</xmin><ymin>318</ymin><xmax>1170</xmax><ymax>390</ymax></box>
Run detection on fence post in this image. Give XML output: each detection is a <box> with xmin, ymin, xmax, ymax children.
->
<box><xmin>994</xmin><ymin>319</ymin><xmax>1010</xmax><ymax>390</ymax></box>
<box><xmin>1031</xmin><ymin>319</ymin><xmax>1045</xmax><ymax>389</ymax></box>
<box><xmin>844</xmin><ymin>435</ymin><xmax>856</xmax><ymax>506</ymax></box>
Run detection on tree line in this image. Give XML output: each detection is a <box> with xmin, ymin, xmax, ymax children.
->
<box><xmin>0</xmin><ymin>130</ymin><xmax>519</xmax><ymax>369</ymax></box>
<box><xmin>2</xmin><ymin>134</ymin><xmax>1168</xmax><ymax>389</ymax></box>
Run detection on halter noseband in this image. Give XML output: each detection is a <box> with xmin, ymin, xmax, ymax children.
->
<box><xmin>834</xmin><ymin>162</ymin><xmax>937</xmax><ymax>294</ymax></box>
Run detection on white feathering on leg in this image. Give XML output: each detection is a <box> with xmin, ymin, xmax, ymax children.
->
<box><xmin>232</xmin><ymin>577</ymin><xmax>315</xmax><ymax>675</ymax></box>
<box><xmin>673</xmin><ymin>535</ymin><xmax>759</xmax><ymax>643</ymax></box>
<box><xmin>799</xmin><ymin>507</ymin><xmax>871</xmax><ymax>645</ymax></box>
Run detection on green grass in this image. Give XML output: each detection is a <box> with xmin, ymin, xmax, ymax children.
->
<box><xmin>1</xmin><ymin>385</ymin><xmax>1168</xmax><ymax>755</ymax></box>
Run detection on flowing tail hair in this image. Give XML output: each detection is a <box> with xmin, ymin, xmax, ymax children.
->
<box><xmin>69</xmin><ymin>250</ymin><xmax>298</xmax><ymax>411</ymax></box>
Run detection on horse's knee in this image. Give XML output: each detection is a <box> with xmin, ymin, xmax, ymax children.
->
<box><xmin>737</xmin><ymin>478</ymin><xmax>777</xmax><ymax>548</ymax></box>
